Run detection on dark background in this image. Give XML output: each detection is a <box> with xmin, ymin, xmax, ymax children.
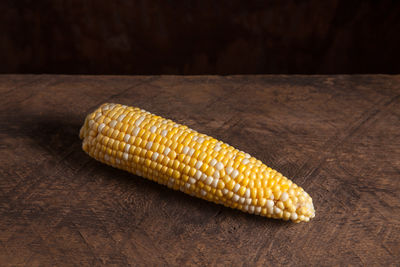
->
<box><xmin>1</xmin><ymin>0</ymin><xmax>399</xmax><ymax>75</ymax></box>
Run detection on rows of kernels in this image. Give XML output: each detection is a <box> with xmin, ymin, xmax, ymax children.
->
<box><xmin>80</xmin><ymin>103</ymin><xmax>315</xmax><ymax>222</ymax></box>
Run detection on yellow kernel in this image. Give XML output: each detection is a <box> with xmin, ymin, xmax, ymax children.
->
<box><xmin>154</xmin><ymin>135</ymin><xmax>162</xmax><ymax>144</ymax></box>
<box><xmin>277</xmin><ymin>201</ymin><xmax>284</xmax><ymax>210</ymax></box>
<box><xmin>198</xmin><ymin>152</ymin><xmax>207</xmax><ymax>161</ymax></box>
<box><xmin>145</xmin><ymin>159</ymin><xmax>152</xmax><ymax>167</ymax></box>
<box><xmin>251</xmin><ymin>188</ymin><xmax>257</xmax><ymax>198</ymax></box>
<box><xmin>205</xmin><ymin>166</ymin><xmax>215</xmax><ymax>176</ymax></box>
<box><xmin>274</xmin><ymin>190</ymin><xmax>281</xmax><ymax>200</ymax></box>
<box><xmin>134</xmin><ymin>137</ymin><xmax>142</xmax><ymax>147</ymax></box>
<box><xmin>223</xmin><ymin>175</ymin><xmax>231</xmax><ymax>183</ymax></box>
<box><xmin>257</xmin><ymin>188</ymin><xmax>264</xmax><ymax>199</ymax></box>
<box><xmin>181</xmin><ymin>174</ymin><xmax>189</xmax><ymax>182</ymax></box>
<box><xmin>172</xmin><ymin>160</ymin><xmax>180</xmax><ymax>170</ymax></box>
<box><xmin>176</xmin><ymin>144</ymin><xmax>184</xmax><ymax>153</ymax></box>
<box><xmin>236</xmin><ymin>186</ymin><xmax>244</xmax><ymax>197</ymax></box>
<box><xmin>167</xmin><ymin>168</ymin><xmax>174</xmax><ymax>177</ymax></box>
<box><xmin>259</xmin><ymin>198</ymin><xmax>267</xmax><ymax>206</ymax></box>
<box><xmin>283</xmin><ymin>211</ymin><xmax>291</xmax><ymax>221</ymax></box>
<box><xmin>189</xmin><ymin>158</ymin><xmax>197</xmax><ymax>167</ymax></box>
<box><xmin>226</xmin><ymin>180</ymin><xmax>235</xmax><ymax>190</ymax></box>
<box><xmin>169</xmin><ymin>150</ymin><xmax>177</xmax><ymax>159</ymax></box>
<box><xmin>217</xmin><ymin>180</ymin><xmax>225</xmax><ymax>189</ymax></box>
<box><xmin>177</xmin><ymin>154</ymin><xmax>185</xmax><ymax>162</ymax></box>
<box><xmin>192</xmin><ymin>150</ymin><xmax>201</xmax><ymax>159</ymax></box>
<box><xmin>203</xmin><ymin>154</ymin><xmax>212</xmax><ymax>164</ymax></box>
<box><xmin>189</xmin><ymin>167</ymin><xmax>196</xmax><ymax>177</ymax></box>
<box><xmin>150</xmin><ymin>161</ymin><xmax>157</xmax><ymax>170</ymax></box>
<box><xmin>200</xmin><ymin>163</ymin><xmax>209</xmax><ymax>173</ymax></box>
<box><xmin>240</xmin><ymin>177</ymin><xmax>249</xmax><ymax>186</ymax></box>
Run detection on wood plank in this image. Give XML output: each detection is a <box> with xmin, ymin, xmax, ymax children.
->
<box><xmin>0</xmin><ymin>75</ymin><xmax>399</xmax><ymax>266</ymax></box>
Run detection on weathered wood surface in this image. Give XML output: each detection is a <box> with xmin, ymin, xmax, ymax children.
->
<box><xmin>0</xmin><ymin>75</ymin><xmax>399</xmax><ymax>266</ymax></box>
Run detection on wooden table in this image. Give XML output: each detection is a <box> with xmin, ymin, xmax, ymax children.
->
<box><xmin>1</xmin><ymin>75</ymin><xmax>399</xmax><ymax>266</ymax></box>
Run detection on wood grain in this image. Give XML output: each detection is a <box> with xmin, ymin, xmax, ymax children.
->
<box><xmin>0</xmin><ymin>75</ymin><xmax>399</xmax><ymax>266</ymax></box>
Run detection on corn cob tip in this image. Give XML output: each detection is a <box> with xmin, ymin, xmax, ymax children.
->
<box><xmin>80</xmin><ymin>103</ymin><xmax>315</xmax><ymax>223</ymax></box>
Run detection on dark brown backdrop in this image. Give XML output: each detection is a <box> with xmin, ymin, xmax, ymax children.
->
<box><xmin>1</xmin><ymin>0</ymin><xmax>399</xmax><ymax>75</ymax></box>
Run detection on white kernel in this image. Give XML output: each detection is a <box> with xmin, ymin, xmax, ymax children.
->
<box><xmin>109</xmin><ymin>120</ymin><xmax>117</xmax><ymax>128</ymax></box>
<box><xmin>215</xmin><ymin>162</ymin><xmax>224</xmax><ymax>170</ymax></box>
<box><xmin>269</xmin><ymin>194</ymin><xmax>274</xmax><ymax>200</ymax></box>
<box><xmin>135</xmin><ymin>116</ymin><xmax>145</xmax><ymax>126</ymax></box>
<box><xmin>173</xmin><ymin>124</ymin><xmax>179</xmax><ymax>128</ymax></box>
<box><xmin>231</xmin><ymin>169</ymin><xmax>239</xmax><ymax>179</ymax></box>
<box><xmin>164</xmin><ymin>147</ymin><xmax>171</xmax><ymax>156</ymax></box>
<box><xmin>211</xmin><ymin>179</ymin><xmax>219</xmax><ymax>188</ymax></box>
<box><xmin>192</xmin><ymin>136</ymin><xmax>198</xmax><ymax>141</ymax></box>
<box><xmin>255</xmin><ymin>206</ymin><xmax>261</xmax><ymax>214</ymax></box>
<box><xmin>95</xmin><ymin>113</ymin><xmax>102</xmax><ymax>120</ymax></box>
<box><xmin>98</xmin><ymin>123</ymin><xmax>106</xmax><ymax>133</ymax></box>
<box><xmin>195</xmin><ymin>161</ymin><xmax>203</xmax><ymax>169</ymax></box>
<box><xmin>205</xmin><ymin>176</ymin><xmax>213</xmax><ymax>185</ymax></box>
<box><xmin>188</xmin><ymin>148</ymin><xmax>195</xmax><ymax>156</ymax></box>
<box><xmin>299</xmin><ymin>215</ymin><xmax>305</xmax><ymax>221</ymax></box>
<box><xmin>245</xmin><ymin>188</ymin><xmax>250</xmax><ymax>198</ymax></box>
<box><xmin>195</xmin><ymin>170</ymin><xmax>202</xmax><ymax>180</ymax></box>
<box><xmin>226</xmin><ymin>166</ymin><xmax>233</xmax><ymax>174</ymax></box>
<box><xmin>104</xmin><ymin>154</ymin><xmax>110</xmax><ymax>161</ymax></box>
<box><xmin>213</xmin><ymin>171</ymin><xmax>220</xmax><ymax>179</ymax></box>
<box><xmin>266</xmin><ymin>200</ymin><xmax>274</xmax><ymax>208</ymax></box>
<box><xmin>123</xmin><ymin>153</ymin><xmax>129</xmax><ymax>161</ymax></box>
<box><xmin>132</xmin><ymin>127</ymin><xmax>140</xmax><ymax>136</ymax></box>
<box><xmin>274</xmin><ymin>206</ymin><xmax>282</xmax><ymax>214</ymax></box>
<box><xmin>280</xmin><ymin>192</ymin><xmax>289</xmax><ymax>202</ymax></box>
<box><xmin>210</xmin><ymin>158</ymin><xmax>217</xmax><ymax>167</ymax></box>
<box><xmin>185</xmin><ymin>183</ymin><xmax>191</xmax><ymax>189</ymax></box>
<box><xmin>239</xmin><ymin>197</ymin><xmax>245</xmax><ymax>204</ymax></box>
<box><xmin>189</xmin><ymin>177</ymin><xmax>196</xmax><ymax>184</ymax></box>
<box><xmin>233</xmin><ymin>183</ymin><xmax>240</xmax><ymax>193</ymax></box>
<box><xmin>124</xmin><ymin>134</ymin><xmax>131</xmax><ymax>143</ymax></box>
<box><xmin>150</xmin><ymin>125</ymin><xmax>157</xmax><ymax>133</ymax></box>
<box><xmin>201</xmin><ymin>174</ymin><xmax>207</xmax><ymax>181</ymax></box>
<box><xmin>249</xmin><ymin>206</ymin><xmax>255</xmax><ymax>213</ymax></box>
<box><xmin>290</xmin><ymin>213</ymin><xmax>298</xmax><ymax>221</ymax></box>
<box><xmin>232</xmin><ymin>194</ymin><xmax>240</xmax><ymax>202</ymax></box>
<box><xmin>146</xmin><ymin>141</ymin><xmax>153</xmax><ymax>150</ymax></box>
<box><xmin>243</xmin><ymin>205</ymin><xmax>249</xmax><ymax>211</ymax></box>
<box><xmin>124</xmin><ymin>144</ymin><xmax>131</xmax><ymax>152</ymax></box>
<box><xmin>245</xmin><ymin>198</ymin><xmax>252</xmax><ymax>205</ymax></box>
<box><xmin>152</xmin><ymin>152</ymin><xmax>159</xmax><ymax>161</ymax></box>
<box><xmin>201</xmin><ymin>190</ymin><xmax>207</xmax><ymax>196</ymax></box>
<box><xmin>162</xmin><ymin>120</ymin><xmax>168</xmax><ymax>124</ymax></box>
<box><xmin>197</xmin><ymin>137</ymin><xmax>204</xmax><ymax>144</ymax></box>
<box><xmin>245</xmin><ymin>153</ymin><xmax>251</xmax><ymax>158</ymax></box>
<box><xmin>242</xmin><ymin>158</ymin><xmax>249</xmax><ymax>165</ymax></box>
<box><xmin>222</xmin><ymin>189</ymin><xmax>229</xmax><ymax>195</ymax></box>
<box><xmin>102</xmin><ymin>105</ymin><xmax>110</xmax><ymax>111</ymax></box>
<box><xmin>161</xmin><ymin>129</ymin><xmax>168</xmax><ymax>137</ymax></box>
<box><xmin>117</xmin><ymin>114</ymin><xmax>126</xmax><ymax>121</ymax></box>
<box><xmin>182</xmin><ymin>146</ymin><xmax>190</xmax><ymax>154</ymax></box>
<box><xmin>214</xmin><ymin>146</ymin><xmax>221</xmax><ymax>152</ymax></box>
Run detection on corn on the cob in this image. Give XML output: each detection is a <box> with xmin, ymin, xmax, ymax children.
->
<box><xmin>80</xmin><ymin>103</ymin><xmax>315</xmax><ymax>222</ymax></box>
